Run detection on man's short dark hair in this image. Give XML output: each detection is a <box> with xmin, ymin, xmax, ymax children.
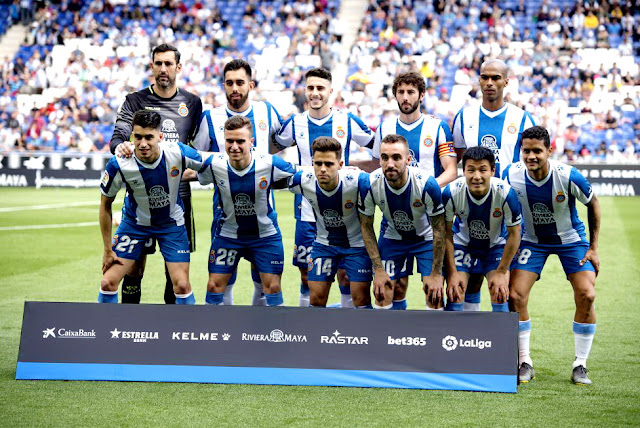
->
<box><xmin>381</xmin><ymin>133</ymin><xmax>409</xmax><ymax>149</ymax></box>
<box><xmin>311</xmin><ymin>137</ymin><xmax>342</xmax><ymax>160</ymax></box>
<box><xmin>522</xmin><ymin>126</ymin><xmax>551</xmax><ymax>148</ymax></box>
<box><xmin>462</xmin><ymin>146</ymin><xmax>495</xmax><ymax>169</ymax></box>
<box><xmin>224</xmin><ymin>59</ymin><xmax>252</xmax><ymax>79</ymax></box>
<box><xmin>392</xmin><ymin>72</ymin><xmax>426</xmax><ymax>96</ymax></box>
<box><xmin>152</xmin><ymin>44</ymin><xmax>180</xmax><ymax>64</ymax></box>
<box><xmin>224</xmin><ymin>115</ymin><xmax>252</xmax><ymax>132</ymax></box>
<box><xmin>132</xmin><ymin>110</ymin><xmax>161</xmax><ymax>130</ymax></box>
<box><xmin>305</xmin><ymin>67</ymin><xmax>332</xmax><ymax>82</ymax></box>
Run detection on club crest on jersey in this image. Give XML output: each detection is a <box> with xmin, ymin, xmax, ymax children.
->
<box><xmin>344</xmin><ymin>200</ymin><xmax>355</xmax><ymax>209</ymax></box>
<box><xmin>336</xmin><ymin>127</ymin><xmax>345</xmax><ymax>138</ymax></box>
<box><xmin>178</xmin><ymin>102</ymin><xmax>189</xmax><ymax>117</ymax></box>
<box><xmin>258</xmin><ymin>120</ymin><xmax>267</xmax><ymax>131</ymax></box>
<box><xmin>258</xmin><ymin>176</ymin><xmax>268</xmax><ymax>189</ymax></box>
<box><xmin>170</xmin><ymin>166</ymin><xmax>179</xmax><ymax>177</ymax></box>
<box><xmin>507</xmin><ymin>123</ymin><xmax>517</xmax><ymax>134</ymax></box>
<box><xmin>493</xmin><ymin>208</ymin><xmax>502</xmax><ymax>218</ymax></box>
<box><xmin>101</xmin><ymin>171</ymin><xmax>109</xmax><ymax>186</ymax></box>
<box><xmin>413</xmin><ymin>199</ymin><xmax>423</xmax><ymax>208</ymax></box>
<box><xmin>556</xmin><ymin>192</ymin><xmax>566</xmax><ymax>203</ymax></box>
<box><xmin>423</xmin><ymin>136</ymin><xmax>434</xmax><ymax>147</ymax></box>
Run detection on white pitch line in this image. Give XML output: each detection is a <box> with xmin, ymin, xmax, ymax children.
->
<box><xmin>0</xmin><ymin>201</ymin><xmax>98</xmax><ymax>213</ymax></box>
<box><xmin>0</xmin><ymin>222</ymin><xmax>99</xmax><ymax>231</ymax></box>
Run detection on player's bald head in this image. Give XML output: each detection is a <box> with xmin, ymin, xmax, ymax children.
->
<box><xmin>480</xmin><ymin>59</ymin><xmax>508</xmax><ymax>78</ymax></box>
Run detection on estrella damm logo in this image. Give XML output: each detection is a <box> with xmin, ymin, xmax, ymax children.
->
<box><xmin>170</xmin><ymin>166</ymin><xmax>179</xmax><ymax>177</ymax></box>
<box><xmin>412</xmin><ymin>199</ymin><xmax>423</xmax><ymax>208</ymax></box>
<box><xmin>556</xmin><ymin>192</ymin><xmax>566</xmax><ymax>203</ymax></box>
<box><xmin>493</xmin><ymin>208</ymin><xmax>502</xmax><ymax>218</ymax></box>
<box><xmin>423</xmin><ymin>136</ymin><xmax>434</xmax><ymax>147</ymax></box>
<box><xmin>258</xmin><ymin>120</ymin><xmax>267</xmax><ymax>131</ymax></box>
<box><xmin>344</xmin><ymin>200</ymin><xmax>354</xmax><ymax>209</ymax></box>
<box><xmin>507</xmin><ymin>123</ymin><xmax>517</xmax><ymax>134</ymax></box>
<box><xmin>336</xmin><ymin>127</ymin><xmax>345</xmax><ymax>138</ymax></box>
<box><xmin>259</xmin><ymin>177</ymin><xmax>268</xmax><ymax>189</ymax></box>
<box><xmin>178</xmin><ymin>102</ymin><xmax>189</xmax><ymax>117</ymax></box>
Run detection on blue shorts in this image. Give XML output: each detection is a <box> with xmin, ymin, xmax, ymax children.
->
<box><xmin>511</xmin><ymin>241</ymin><xmax>595</xmax><ymax>277</ymax></box>
<box><xmin>113</xmin><ymin>220</ymin><xmax>190</xmax><ymax>263</ymax></box>
<box><xmin>308</xmin><ymin>243</ymin><xmax>372</xmax><ymax>282</ymax></box>
<box><xmin>292</xmin><ymin>220</ymin><xmax>315</xmax><ymax>268</ymax></box>
<box><xmin>378</xmin><ymin>236</ymin><xmax>433</xmax><ymax>281</ymax></box>
<box><xmin>209</xmin><ymin>234</ymin><xmax>285</xmax><ymax>274</ymax></box>
<box><xmin>453</xmin><ymin>244</ymin><xmax>505</xmax><ymax>275</ymax></box>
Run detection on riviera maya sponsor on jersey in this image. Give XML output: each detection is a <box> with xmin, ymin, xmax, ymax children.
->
<box><xmin>469</xmin><ymin>220</ymin><xmax>490</xmax><ymax>240</ymax></box>
<box><xmin>392</xmin><ymin>211</ymin><xmax>415</xmax><ymax>231</ymax></box>
<box><xmin>148</xmin><ymin>185</ymin><xmax>170</xmax><ymax>209</ymax></box>
<box><xmin>161</xmin><ymin>119</ymin><xmax>179</xmax><ymax>143</ymax></box>
<box><xmin>532</xmin><ymin>203</ymin><xmax>555</xmax><ymax>225</ymax></box>
<box><xmin>234</xmin><ymin>193</ymin><xmax>256</xmax><ymax>216</ymax></box>
<box><xmin>322</xmin><ymin>209</ymin><xmax>345</xmax><ymax>228</ymax></box>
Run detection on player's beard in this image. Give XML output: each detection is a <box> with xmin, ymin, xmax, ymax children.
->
<box><xmin>227</xmin><ymin>92</ymin><xmax>249</xmax><ymax>111</ymax></box>
<box><xmin>399</xmin><ymin>99</ymin><xmax>420</xmax><ymax>115</ymax></box>
<box><xmin>155</xmin><ymin>74</ymin><xmax>175</xmax><ymax>90</ymax></box>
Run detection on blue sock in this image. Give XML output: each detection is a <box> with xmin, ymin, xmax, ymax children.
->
<box><xmin>205</xmin><ymin>291</ymin><xmax>224</xmax><ymax>305</ymax></box>
<box><xmin>445</xmin><ymin>302</ymin><xmax>464</xmax><ymax>311</ymax></box>
<box><xmin>265</xmin><ymin>291</ymin><xmax>284</xmax><ymax>306</ymax></box>
<box><xmin>175</xmin><ymin>292</ymin><xmax>195</xmax><ymax>305</ymax></box>
<box><xmin>491</xmin><ymin>302</ymin><xmax>509</xmax><ymax>312</ymax></box>
<box><xmin>300</xmin><ymin>282</ymin><xmax>310</xmax><ymax>295</ymax></box>
<box><xmin>465</xmin><ymin>292</ymin><xmax>481</xmax><ymax>304</ymax></box>
<box><xmin>339</xmin><ymin>285</ymin><xmax>351</xmax><ymax>295</ymax></box>
<box><xmin>391</xmin><ymin>299</ymin><xmax>407</xmax><ymax>310</ymax></box>
<box><xmin>98</xmin><ymin>290</ymin><xmax>118</xmax><ymax>303</ymax></box>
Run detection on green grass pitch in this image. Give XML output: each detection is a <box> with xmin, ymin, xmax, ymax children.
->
<box><xmin>0</xmin><ymin>188</ymin><xmax>638</xmax><ymax>426</ymax></box>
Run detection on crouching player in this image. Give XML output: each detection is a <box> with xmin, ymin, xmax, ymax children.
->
<box><xmin>358</xmin><ymin>134</ymin><xmax>446</xmax><ymax>310</ymax></box>
<box><xmin>442</xmin><ymin>146</ymin><xmax>522</xmax><ymax>312</ymax></box>
<box><xmin>504</xmin><ymin>126</ymin><xmax>601</xmax><ymax>385</ymax></box>
<box><xmin>198</xmin><ymin>116</ymin><xmax>297</xmax><ymax>306</ymax></box>
<box><xmin>98</xmin><ymin>110</ymin><xmax>204</xmax><ymax>304</ymax></box>
<box><xmin>288</xmin><ymin>137</ymin><xmax>372</xmax><ymax>308</ymax></box>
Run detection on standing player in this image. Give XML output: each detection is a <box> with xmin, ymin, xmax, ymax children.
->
<box><xmin>443</xmin><ymin>146</ymin><xmax>522</xmax><ymax>312</ymax></box>
<box><xmin>361</xmin><ymin>72</ymin><xmax>457</xmax><ymax>188</ymax></box>
<box><xmin>288</xmin><ymin>137</ymin><xmax>372</xmax><ymax>308</ymax></box>
<box><xmin>504</xmin><ymin>126</ymin><xmax>601</xmax><ymax>385</ymax></box>
<box><xmin>191</xmin><ymin>59</ymin><xmax>283</xmax><ymax>306</ymax></box>
<box><xmin>99</xmin><ymin>110</ymin><xmax>204</xmax><ymax>304</ymax></box>
<box><xmin>109</xmin><ymin>44</ymin><xmax>202</xmax><ymax>305</ymax></box>
<box><xmin>276</xmin><ymin>67</ymin><xmax>373</xmax><ymax>308</ymax></box>
<box><xmin>197</xmin><ymin>116</ymin><xmax>297</xmax><ymax>306</ymax></box>
<box><xmin>359</xmin><ymin>134</ymin><xmax>446</xmax><ymax>310</ymax></box>
<box><xmin>452</xmin><ymin>58</ymin><xmax>535</xmax><ymax>311</ymax></box>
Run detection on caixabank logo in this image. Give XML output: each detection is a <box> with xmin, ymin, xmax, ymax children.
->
<box><xmin>42</xmin><ymin>327</ymin><xmax>96</xmax><ymax>339</ymax></box>
<box><xmin>441</xmin><ymin>335</ymin><xmax>492</xmax><ymax>351</ymax></box>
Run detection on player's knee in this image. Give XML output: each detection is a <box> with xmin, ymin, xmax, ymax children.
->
<box><xmin>509</xmin><ymin>287</ymin><xmax>528</xmax><ymax>308</ymax></box>
<box><xmin>173</xmin><ymin>278</ymin><xmax>191</xmax><ymax>294</ymax></box>
<box><xmin>100</xmin><ymin>277</ymin><xmax>119</xmax><ymax>292</ymax></box>
<box><xmin>575</xmin><ymin>286</ymin><xmax>595</xmax><ymax>308</ymax></box>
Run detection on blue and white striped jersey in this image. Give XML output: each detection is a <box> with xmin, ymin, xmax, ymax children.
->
<box><xmin>372</xmin><ymin>114</ymin><xmax>456</xmax><ymax>178</ymax></box>
<box><xmin>359</xmin><ymin>166</ymin><xmax>444</xmax><ymax>242</ymax></box>
<box><xmin>191</xmin><ymin>101</ymin><xmax>282</xmax><ymax>155</ymax></box>
<box><xmin>276</xmin><ymin>108</ymin><xmax>373</xmax><ymax>222</ymax></box>
<box><xmin>288</xmin><ymin>167</ymin><xmax>368</xmax><ymax>248</ymax></box>
<box><xmin>452</xmin><ymin>103</ymin><xmax>535</xmax><ymax>177</ymax></box>
<box><xmin>100</xmin><ymin>142</ymin><xmax>204</xmax><ymax>227</ymax></box>
<box><xmin>503</xmin><ymin>160</ymin><xmax>593</xmax><ymax>245</ymax></box>
<box><xmin>198</xmin><ymin>153</ymin><xmax>297</xmax><ymax>239</ymax></box>
<box><xmin>443</xmin><ymin>177</ymin><xmax>522</xmax><ymax>254</ymax></box>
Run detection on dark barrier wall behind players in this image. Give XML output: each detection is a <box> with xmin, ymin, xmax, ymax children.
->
<box><xmin>1</xmin><ymin>153</ymin><xmax>639</xmax><ymax>196</ymax></box>
<box><xmin>17</xmin><ymin>302</ymin><xmax>518</xmax><ymax>393</ymax></box>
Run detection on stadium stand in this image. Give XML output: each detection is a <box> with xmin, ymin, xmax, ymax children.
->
<box><xmin>0</xmin><ymin>0</ymin><xmax>638</xmax><ymax>163</ymax></box>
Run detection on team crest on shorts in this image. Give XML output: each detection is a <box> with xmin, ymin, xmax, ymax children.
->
<box><xmin>507</xmin><ymin>123</ymin><xmax>517</xmax><ymax>134</ymax></box>
<box><xmin>344</xmin><ymin>200</ymin><xmax>354</xmax><ymax>209</ymax></box>
<box><xmin>111</xmin><ymin>235</ymin><xmax>118</xmax><ymax>248</ymax></box>
<box><xmin>413</xmin><ymin>199</ymin><xmax>423</xmax><ymax>208</ymax></box>
<box><xmin>170</xmin><ymin>166</ymin><xmax>179</xmax><ymax>177</ymax></box>
<box><xmin>493</xmin><ymin>208</ymin><xmax>502</xmax><ymax>218</ymax></box>
<box><xmin>258</xmin><ymin>120</ymin><xmax>267</xmax><ymax>131</ymax></box>
<box><xmin>336</xmin><ymin>127</ymin><xmax>345</xmax><ymax>138</ymax></box>
<box><xmin>307</xmin><ymin>258</ymin><xmax>314</xmax><ymax>272</ymax></box>
<box><xmin>259</xmin><ymin>176</ymin><xmax>268</xmax><ymax>189</ymax></box>
<box><xmin>178</xmin><ymin>102</ymin><xmax>189</xmax><ymax>117</ymax></box>
<box><xmin>556</xmin><ymin>192</ymin><xmax>566</xmax><ymax>203</ymax></box>
<box><xmin>423</xmin><ymin>136</ymin><xmax>434</xmax><ymax>147</ymax></box>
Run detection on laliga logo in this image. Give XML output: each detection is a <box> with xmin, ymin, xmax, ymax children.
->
<box><xmin>442</xmin><ymin>335</ymin><xmax>458</xmax><ymax>351</ymax></box>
